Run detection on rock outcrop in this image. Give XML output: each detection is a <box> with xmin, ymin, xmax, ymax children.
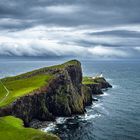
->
<box><xmin>0</xmin><ymin>60</ymin><xmax>112</xmax><ymax>126</ymax></box>
<box><xmin>84</xmin><ymin>77</ymin><xmax>112</xmax><ymax>95</ymax></box>
<box><xmin>85</xmin><ymin>84</ymin><xmax>103</xmax><ymax>95</ymax></box>
<box><xmin>93</xmin><ymin>77</ymin><xmax>112</xmax><ymax>89</ymax></box>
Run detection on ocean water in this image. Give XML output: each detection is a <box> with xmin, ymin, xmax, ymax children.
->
<box><xmin>0</xmin><ymin>59</ymin><xmax>140</xmax><ymax>140</ymax></box>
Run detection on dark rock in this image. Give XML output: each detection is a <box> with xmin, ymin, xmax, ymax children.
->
<box><xmin>93</xmin><ymin>77</ymin><xmax>112</xmax><ymax>89</ymax></box>
<box><xmin>92</xmin><ymin>98</ymin><xmax>98</xmax><ymax>101</ymax></box>
<box><xmin>81</xmin><ymin>85</ymin><xmax>93</xmax><ymax>106</ymax></box>
<box><xmin>85</xmin><ymin>84</ymin><xmax>103</xmax><ymax>95</ymax></box>
<box><xmin>84</xmin><ymin>77</ymin><xmax>112</xmax><ymax>95</ymax></box>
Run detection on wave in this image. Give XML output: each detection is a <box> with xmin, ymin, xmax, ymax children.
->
<box><xmin>106</xmin><ymin>78</ymin><xmax>113</xmax><ymax>82</ymax></box>
<box><xmin>92</xmin><ymin>102</ymin><xmax>103</xmax><ymax>108</ymax></box>
<box><xmin>80</xmin><ymin>113</ymin><xmax>101</xmax><ymax>121</ymax></box>
<box><xmin>100</xmin><ymin>92</ymin><xmax>109</xmax><ymax>96</ymax></box>
<box><xmin>41</xmin><ymin>122</ymin><xmax>56</xmax><ymax>132</ymax></box>
<box><xmin>41</xmin><ymin>117</ymin><xmax>69</xmax><ymax>132</ymax></box>
<box><xmin>91</xmin><ymin>102</ymin><xmax>109</xmax><ymax>115</ymax></box>
<box><xmin>56</xmin><ymin>117</ymin><xmax>69</xmax><ymax>124</ymax></box>
<box><xmin>112</xmin><ymin>84</ymin><xmax>119</xmax><ymax>89</ymax></box>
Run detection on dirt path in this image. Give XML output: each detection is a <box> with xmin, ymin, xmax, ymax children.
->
<box><xmin>0</xmin><ymin>80</ymin><xmax>9</xmax><ymax>104</ymax></box>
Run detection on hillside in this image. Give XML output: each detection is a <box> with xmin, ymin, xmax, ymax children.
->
<box><xmin>0</xmin><ymin>60</ymin><xmax>92</xmax><ymax>125</ymax></box>
<box><xmin>0</xmin><ymin>60</ymin><xmax>112</xmax><ymax>140</ymax></box>
<box><xmin>0</xmin><ymin>60</ymin><xmax>77</xmax><ymax>107</ymax></box>
<box><xmin>0</xmin><ymin>116</ymin><xmax>59</xmax><ymax>140</ymax></box>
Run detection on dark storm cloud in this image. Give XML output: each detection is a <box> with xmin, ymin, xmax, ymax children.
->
<box><xmin>0</xmin><ymin>0</ymin><xmax>140</xmax><ymax>29</ymax></box>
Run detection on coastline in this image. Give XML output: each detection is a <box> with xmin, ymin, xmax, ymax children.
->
<box><xmin>0</xmin><ymin>60</ymin><xmax>112</xmax><ymax>140</ymax></box>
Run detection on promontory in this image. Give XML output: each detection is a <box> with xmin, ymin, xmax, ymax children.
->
<box><xmin>0</xmin><ymin>60</ymin><xmax>112</xmax><ymax>140</ymax></box>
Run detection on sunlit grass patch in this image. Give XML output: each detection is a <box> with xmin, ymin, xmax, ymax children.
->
<box><xmin>0</xmin><ymin>116</ymin><xmax>59</xmax><ymax>140</ymax></box>
<box><xmin>0</xmin><ymin>74</ymin><xmax>54</xmax><ymax>107</ymax></box>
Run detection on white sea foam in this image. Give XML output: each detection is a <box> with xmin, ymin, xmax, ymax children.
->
<box><xmin>56</xmin><ymin>117</ymin><xmax>68</xmax><ymax>124</ymax></box>
<box><xmin>100</xmin><ymin>92</ymin><xmax>109</xmax><ymax>96</ymax></box>
<box><xmin>106</xmin><ymin>78</ymin><xmax>113</xmax><ymax>82</ymax></box>
<box><xmin>86</xmin><ymin>108</ymin><xmax>93</xmax><ymax>113</ymax></box>
<box><xmin>92</xmin><ymin>103</ymin><xmax>103</xmax><ymax>108</ymax></box>
<box><xmin>92</xmin><ymin>102</ymin><xmax>109</xmax><ymax>115</ymax></box>
<box><xmin>41</xmin><ymin>122</ymin><xmax>56</xmax><ymax>132</ymax></box>
<box><xmin>81</xmin><ymin>113</ymin><xmax>101</xmax><ymax>121</ymax></box>
<box><xmin>41</xmin><ymin>117</ymin><xmax>70</xmax><ymax>132</ymax></box>
<box><xmin>112</xmin><ymin>84</ymin><xmax>119</xmax><ymax>89</ymax></box>
<box><xmin>42</xmin><ymin>102</ymin><xmax>109</xmax><ymax>132</ymax></box>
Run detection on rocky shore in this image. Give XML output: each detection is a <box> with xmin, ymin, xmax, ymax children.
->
<box><xmin>0</xmin><ymin>60</ymin><xmax>112</xmax><ymax>127</ymax></box>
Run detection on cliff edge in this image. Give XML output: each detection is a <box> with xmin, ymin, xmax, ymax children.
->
<box><xmin>0</xmin><ymin>60</ymin><xmax>92</xmax><ymax>126</ymax></box>
<box><xmin>0</xmin><ymin>60</ymin><xmax>112</xmax><ymax>127</ymax></box>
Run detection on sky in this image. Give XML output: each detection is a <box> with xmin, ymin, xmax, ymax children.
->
<box><xmin>0</xmin><ymin>0</ymin><xmax>140</xmax><ymax>60</ymax></box>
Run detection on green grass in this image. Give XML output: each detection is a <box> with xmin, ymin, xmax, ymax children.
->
<box><xmin>0</xmin><ymin>59</ymin><xmax>79</xmax><ymax>108</ymax></box>
<box><xmin>0</xmin><ymin>116</ymin><xmax>60</xmax><ymax>140</ymax></box>
<box><xmin>82</xmin><ymin>76</ymin><xmax>106</xmax><ymax>85</ymax></box>
<box><xmin>3</xmin><ymin>60</ymin><xmax>79</xmax><ymax>82</ymax></box>
<box><xmin>82</xmin><ymin>77</ymin><xmax>98</xmax><ymax>85</ymax></box>
<box><xmin>0</xmin><ymin>60</ymin><xmax>80</xmax><ymax>140</ymax></box>
<box><xmin>0</xmin><ymin>74</ymin><xmax>54</xmax><ymax>107</ymax></box>
<box><xmin>51</xmin><ymin>59</ymin><xmax>80</xmax><ymax>69</ymax></box>
<box><xmin>93</xmin><ymin>77</ymin><xmax>106</xmax><ymax>83</ymax></box>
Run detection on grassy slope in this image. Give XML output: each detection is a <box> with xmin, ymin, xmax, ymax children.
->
<box><xmin>82</xmin><ymin>76</ymin><xmax>106</xmax><ymax>85</ymax></box>
<box><xmin>0</xmin><ymin>116</ymin><xmax>59</xmax><ymax>140</ymax></box>
<box><xmin>0</xmin><ymin>60</ymin><xmax>79</xmax><ymax>140</ymax></box>
<box><xmin>0</xmin><ymin>74</ymin><xmax>53</xmax><ymax>107</ymax></box>
<box><xmin>0</xmin><ymin>60</ymin><xmax>79</xmax><ymax>108</ymax></box>
<box><xmin>82</xmin><ymin>76</ymin><xmax>98</xmax><ymax>85</ymax></box>
<box><xmin>3</xmin><ymin>60</ymin><xmax>78</xmax><ymax>81</ymax></box>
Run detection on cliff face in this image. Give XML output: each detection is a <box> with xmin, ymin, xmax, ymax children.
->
<box><xmin>0</xmin><ymin>60</ymin><xmax>112</xmax><ymax>126</ymax></box>
<box><xmin>0</xmin><ymin>60</ymin><xmax>91</xmax><ymax>126</ymax></box>
<box><xmin>84</xmin><ymin>77</ymin><xmax>112</xmax><ymax>95</ymax></box>
<box><xmin>45</xmin><ymin>63</ymin><xmax>85</xmax><ymax>117</ymax></box>
<box><xmin>85</xmin><ymin>84</ymin><xmax>104</xmax><ymax>95</ymax></box>
<box><xmin>93</xmin><ymin>77</ymin><xmax>112</xmax><ymax>89</ymax></box>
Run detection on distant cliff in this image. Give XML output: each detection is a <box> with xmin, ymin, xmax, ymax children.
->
<box><xmin>0</xmin><ymin>60</ymin><xmax>111</xmax><ymax>126</ymax></box>
<box><xmin>83</xmin><ymin>77</ymin><xmax>112</xmax><ymax>95</ymax></box>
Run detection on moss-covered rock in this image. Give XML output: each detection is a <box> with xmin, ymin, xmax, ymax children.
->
<box><xmin>81</xmin><ymin>85</ymin><xmax>92</xmax><ymax>106</ymax></box>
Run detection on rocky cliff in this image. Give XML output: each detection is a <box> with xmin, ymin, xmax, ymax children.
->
<box><xmin>0</xmin><ymin>60</ymin><xmax>112</xmax><ymax>126</ymax></box>
<box><xmin>82</xmin><ymin>76</ymin><xmax>112</xmax><ymax>95</ymax></box>
<box><xmin>0</xmin><ymin>60</ymin><xmax>92</xmax><ymax>126</ymax></box>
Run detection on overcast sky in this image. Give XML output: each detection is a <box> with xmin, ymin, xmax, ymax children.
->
<box><xmin>0</xmin><ymin>0</ymin><xmax>140</xmax><ymax>60</ymax></box>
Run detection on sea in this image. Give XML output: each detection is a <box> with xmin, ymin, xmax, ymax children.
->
<box><xmin>0</xmin><ymin>59</ymin><xmax>140</xmax><ymax>140</ymax></box>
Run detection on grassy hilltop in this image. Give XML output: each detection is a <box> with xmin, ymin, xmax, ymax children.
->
<box><xmin>0</xmin><ymin>60</ymin><xmax>78</xmax><ymax>108</ymax></box>
<box><xmin>0</xmin><ymin>74</ymin><xmax>53</xmax><ymax>107</ymax></box>
<box><xmin>82</xmin><ymin>76</ymin><xmax>106</xmax><ymax>85</ymax></box>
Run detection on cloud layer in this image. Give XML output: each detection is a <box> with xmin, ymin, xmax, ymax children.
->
<box><xmin>0</xmin><ymin>0</ymin><xmax>140</xmax><ymax>59</ymax></box>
